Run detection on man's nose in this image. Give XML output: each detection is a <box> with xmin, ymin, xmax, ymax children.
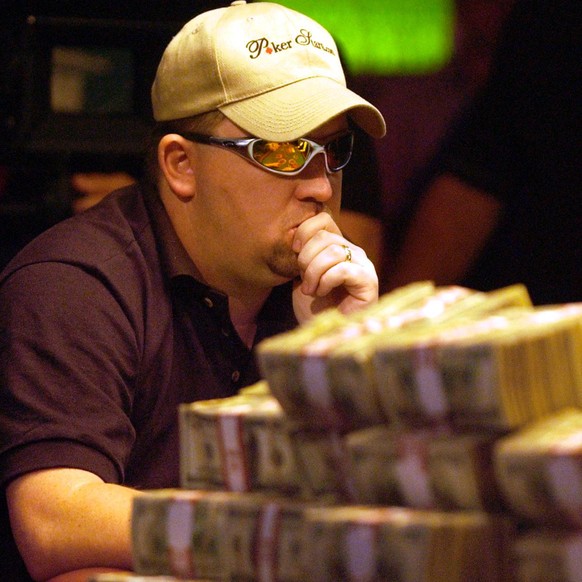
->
<box><xmin>293</xmin><ymin>153</ymin><xmax>334</xmax><ymax>202</ymax></box>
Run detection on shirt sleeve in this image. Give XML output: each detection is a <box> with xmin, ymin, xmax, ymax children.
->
<box><xmin>0</xmin><ymin>260</ymin><xmax>140</xmax><ymax>486</ymax></box>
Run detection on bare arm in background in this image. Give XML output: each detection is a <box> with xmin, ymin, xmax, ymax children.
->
<box><xmin>70</xmin><ymin>172</ymin><xmax>136</xmax><ymax>214</ymax></box>
<box><xmin>385</xmin><ymin>173</ymin><xmax>502</xmax><ymax>290</ymax></box>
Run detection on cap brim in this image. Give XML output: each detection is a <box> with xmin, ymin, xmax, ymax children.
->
<box><xmin>219</xmin><ymin>77</ymin><xmax>386</xmax><ymax>141</ymax></box>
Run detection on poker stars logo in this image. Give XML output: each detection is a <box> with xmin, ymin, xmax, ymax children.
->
<box><xmin>246</xmin><ymin>29</ymin><xmax>336</xmax><ymax>59</ymax></box>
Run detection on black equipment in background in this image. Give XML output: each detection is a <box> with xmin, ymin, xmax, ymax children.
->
<box><xmin>8</xmin><ymin>15</ymin><xmax>179</xmax><ymax>157</ymax></box>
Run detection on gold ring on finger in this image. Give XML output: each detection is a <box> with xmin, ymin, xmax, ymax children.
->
<box><xmin>342</xmin><ymin>245</ymin><xmax>352</xmax><ymax>263</ymax></box>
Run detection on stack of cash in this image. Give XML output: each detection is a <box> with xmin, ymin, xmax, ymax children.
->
<box><xmin>300</xmin><ymin>504</ymin><xmax>514</xmax><ymax>582</ymax></box>
<box><xmin>219</xmin><ymin>495</ymin><xmax>332</xmax><ymax>581</ymax></box>
<box><xmin>132</xmin><ymin>489</ymin><xmax>244</xmax><ymax>579</ymax></box>
<box><xmin>286</xmin><ymin>427</ymin><xmax>358</xmax><ymax>502</ymax></box>
<box><xmin>327</xmin><ymin>283</ymin><xmax>533</xmax><ymax>428</ymax></box>
<box><xmin>255</xmin><ymin>300</ymin><xmax>352</xmax><ymax>426</ymax></box>
<box><xmin>257</xmin><ymin>282</ymin><xmax>533</xmax><ymax>433</ymax></box>
<box><xmin>156</xmin><ymin>282</ymin><xmax>582</xmax><ymax>580</ymax></box>
<box><xmin>179</xmin><ymin>391</ymin><xmax>300</xmax><ymax>494</ymax></box>
<box><xmin>345</xmin><ymin>424</ymin><xmax>505</xmax><ymax>512</ymax></box>
<box><xmin>369</xmin><ymin>302</ymin><xmax>582</xmax><ymax>430</ymax></box>
<box><xmin>494</xmin><ymin>407</ymin><xmax>582</xmax><ymax>528</ymax></box>
<box><xmin>129</xmin><ymin>489</ymin><xmax>514</xmax><ymax>582</ymax></box>
<box><xmin>513</xmin><ymin>529</ymin><xmax>582</xmax><ymax>582</ymax></box>
<box><xmin>131</xmin><ymin>489</ymin><xmax>328</xmax><ymax>582</ymax></box>
<box><xmin>258</xmin><ymin>281</ymin><xmax>441</xmax><ymax>431</ymax></box>
<box><xmin>180</xmin><ymin>380</ymin><xmax>503</xmax><ymax>505</ymax></box>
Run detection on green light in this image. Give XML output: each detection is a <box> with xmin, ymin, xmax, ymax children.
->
<box><xmin>258</xmin><ymin>0</ymin><xmax>455</xmax><ymax>75</ymax></box>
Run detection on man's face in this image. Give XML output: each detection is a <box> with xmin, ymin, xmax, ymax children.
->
<box><xmin>185</xmin><ymin>116</ymin><xmax>348</xmax><ymax>292</ymax></box>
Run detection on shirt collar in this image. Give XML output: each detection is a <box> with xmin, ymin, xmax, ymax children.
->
<box><xmin>142</xmin><ymin>180</ymin><xmax>204</xmax><ymax>282</ymax></box>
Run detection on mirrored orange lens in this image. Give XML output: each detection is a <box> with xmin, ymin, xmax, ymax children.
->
<box><xmin>252</xmin><ymin>141</ymin><xmax>310</xmax><ymax>173</ymax></box>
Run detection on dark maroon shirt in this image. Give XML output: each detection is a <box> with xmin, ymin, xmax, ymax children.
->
<box><xmin>0</xmin><ymin>183</ymin><xmax>297</xmax><ymax>579</ymax></box>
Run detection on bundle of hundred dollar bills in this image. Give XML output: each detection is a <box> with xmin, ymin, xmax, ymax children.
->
<box><xmin>129</xmin><ymin>488</ymin><xmax>513</xmax><ymax>582</ymax></box>
<box><xmin>258</xmin><ymin>283</ymin><xmax>582</xmax><ymax>431</ymax></box>
<box><xmin>256</xmin><ymin>281</ymin><xmax>539</xmax><ymax>431</ymax></box>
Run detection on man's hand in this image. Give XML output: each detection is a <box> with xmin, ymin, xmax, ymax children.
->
<box><xmin>291</xmin><ymin>210</ymin><xmax>378</xmax><ymax>323</ymax></box>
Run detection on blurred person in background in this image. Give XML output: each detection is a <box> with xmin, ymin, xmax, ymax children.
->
<box><xmin>360</xmin><ymin>0</ymin><xmax>515</xmax><ymax>286</ymax></box>
<box><xmin>384</xmin><ymin>0</ymin><xmax>581</xmax><ymax>305</ymax></box>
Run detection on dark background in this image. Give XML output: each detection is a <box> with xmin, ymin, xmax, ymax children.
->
<box><xmin>0</xmin><ymin>1</ymin><xmax>229</xmax><ymax>266</ymax></box>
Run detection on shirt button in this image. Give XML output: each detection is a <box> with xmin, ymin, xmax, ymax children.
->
<box><xmin>203</xmin><ymin>297</ymin><xmax>214</xmax><ymax>308</ymax></box>
<box><xmin>231</xmin><ymin>370</ymin><xmax>240</xmax><ymax>383</ymax></box>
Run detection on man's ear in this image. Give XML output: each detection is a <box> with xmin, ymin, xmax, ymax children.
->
<box><xmin>157</xmin><ymin>134</ymin><xmax>196</xmax><ymax>200</ymax></box>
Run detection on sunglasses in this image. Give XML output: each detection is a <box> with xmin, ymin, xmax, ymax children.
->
<box><xmin>178</xmin><ymin>130</ymin><xmax>354</xmax><ymax>176</ymax></box>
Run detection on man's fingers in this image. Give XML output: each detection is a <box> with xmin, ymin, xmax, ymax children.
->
<box><xmin>292</xmin><ymin>210</ymin><xmax>342</xmax><ymax>253</ymax></box>
<box><xmin>298</xmin><ymin>239</ymin><xmax>361</xmax><ymax>295</ymax></box>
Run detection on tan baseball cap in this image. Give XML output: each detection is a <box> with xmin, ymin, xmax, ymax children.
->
<box><xmin>151</xmin><ymin>0</ymin><xmax>386</xmax><ymax>141</ymax></box>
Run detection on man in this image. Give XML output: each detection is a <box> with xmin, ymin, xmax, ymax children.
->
<box><xmin>0</xmin><ymin>1</ymin><xmax>385</xmax><ymax>580</ymax></box>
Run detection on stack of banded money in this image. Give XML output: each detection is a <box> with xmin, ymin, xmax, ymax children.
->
<box><xmin>370</xmin><ymin>302</ymin><xmax>582</xmax><ymax>430</ymax></box>
<box><xmin>286</xmin><ymin>427</ymin><xmax>358</xmax><ymax>502</ymax></box>
<box><xmin>131</xmin><ymin>489</ymin><xmax>327</xmax><ymax>582</ymax></box>
<box><xmin>367</xmin><ymin>308</ymin><xmax>526</xmax><ymax>428</ymax></box>
<box><xmin>345</xmin><ymin>424</ymin><xmax>505</xmax><ymax>512</ymax></box>
<box><xmin>179</xmin><ymin>391</ymin><xmax>300</xmax><ymax>494</ymax></box>
<box><xmin>327</xmin><ymin>283</ymin><xmax>533</xmax><ymax>428</ymax></box>
<box><xmin>257</xmin><ymin>282</ymin><xmax>533</xmax><ymax>433</ymax></box>
<box><xmin>180</xmin><ymin>387</ymin><xmax>365</xmax><ymax>501</ymax></box>
<box><xmin>258</xmin><ymin>281</ymin><xmax>439</xmax><ymax>431</ymax></box>
<box><xmin>167</xmin><ymin>283</ymin><xmax>582</xmax><ymax>581</ymax></box>
<box><xmin>219</xmin><ymin>495</ymin><xmax>331</xmax><ymax>581</ymax></box>
<box><xmin>132</xmin><ymin>489</ymin><xmax>248</xmax><ymax>579</ymax></box>
<box><xmin>129</xmin><ymin>489</ymin><xmax>515</xmax><ymax>582</ymax></box>
<box><xmin>301</xmin><ymin>505</ymin><xmax>514</xmax><ymax>582</ymax></box>
<box><xmin>494</xmin><ymin>407</ymin><xmax>582</xmax><ymax>528</ymax></box>
<box><xmin>513</xmin><ymin>529</ymin><xmax>582</xmax><ymax>582</ymax></box>
<box><xmin>277</xmin><ymin>420</ymin><xmax>508</xmax><ymax>511</ymax></box>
